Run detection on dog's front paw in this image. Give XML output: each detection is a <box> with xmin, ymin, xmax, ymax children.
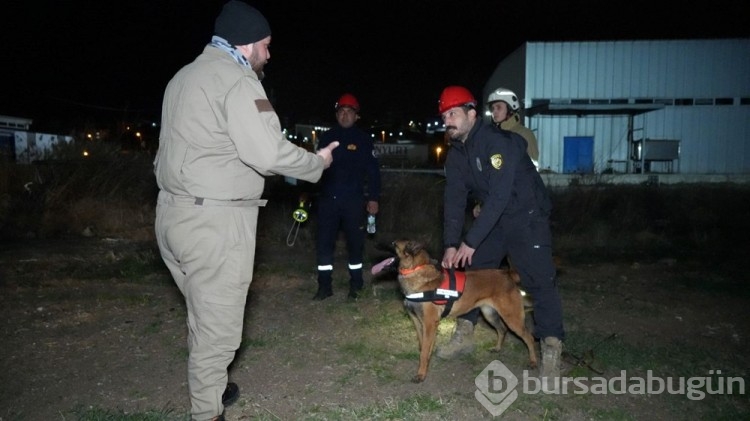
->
<box><xmin>411</xmin><ymin>374</ymin><xmax>426</xmax><ymax>383</ymax></box>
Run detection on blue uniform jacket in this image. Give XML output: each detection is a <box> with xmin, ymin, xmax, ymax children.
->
<box><xmin>317</xmin><ymin>125</ymin><xmax>381</xmax><ymax>200</ymax></box>
<box><xmin>443</xmin><ymin>119</ymin><xmax>552</xmax><ymax>249</ymax></box>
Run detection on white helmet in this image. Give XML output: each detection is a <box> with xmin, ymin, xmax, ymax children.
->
<box><xmin>487</xmin><ymin>87</ymin><xmax>520</xmax><ymax>112</ymax></box>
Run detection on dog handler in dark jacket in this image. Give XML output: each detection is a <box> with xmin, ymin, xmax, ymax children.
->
<box><xmin>313</xmin><ymin>93</ymin><xmax>381</xmax><ymax>300</ymax></box>
<box><xmin>437</xmin><ymin>86</ymin><xmax>564</xmax><ymax>388</ymax></box>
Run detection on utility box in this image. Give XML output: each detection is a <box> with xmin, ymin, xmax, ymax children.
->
<box><xmin>631</xmin><ymin>139</ymin><xmax>680</xmax><ymax>173</ymax></box>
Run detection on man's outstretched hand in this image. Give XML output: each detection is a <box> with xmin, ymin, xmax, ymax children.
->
<box><xmin>316</xmin><ymin>141</ymin><xmax>339</xmax><ymax>169</ymax></box>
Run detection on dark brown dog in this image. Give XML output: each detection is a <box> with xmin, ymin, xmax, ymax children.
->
<box><xmin>376</xmin><ymin>239</ymin><xmax>538</xmax><ymax>383</ymax></box>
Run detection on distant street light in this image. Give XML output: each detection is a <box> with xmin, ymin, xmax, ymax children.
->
<box><xmin>435</xmin><ymin>146</ymin><xmax>442</xmax><ymax>164</ymax></box>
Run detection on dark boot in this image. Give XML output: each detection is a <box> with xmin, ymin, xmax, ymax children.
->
<box><xmin>348</xmin><ymin>284</ymin><xmax>362</xmax><ymax>300</ymax></box>
<box><xmin>348</xmin><ymin>267</ymin><xmax>364</xmax><ymax>299</ymax></box>
<box><xmin>313</xmin><ymin>271</ymin><xmax>333</xmax><ymax>300</ymax></box>
<box><xmin>222</xmin><ymin>382</ymin><xmax>239</xmax><ymax>407</ymax></box>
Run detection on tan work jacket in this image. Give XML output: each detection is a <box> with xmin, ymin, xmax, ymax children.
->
<box><xmin>501</xmin><ymin>113</ymin><xmax>539</xmax><ymax>167</ymax></box>
<box><xmin>155</xmin><ymin>46</ymin><xmax>323</xmax><ymax>200</ymax></box>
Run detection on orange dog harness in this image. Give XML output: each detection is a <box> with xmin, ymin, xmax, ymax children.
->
<box><xmin>404</xmin><ymin>268</ymin><xmax>465</xmax><ymax>318</ymax></box>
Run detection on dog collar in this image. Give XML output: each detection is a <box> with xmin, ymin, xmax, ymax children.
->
<box><xmin>399</xmin><ymin>264</ymin><xmax>430</xmax><ymax>275</ymax></box>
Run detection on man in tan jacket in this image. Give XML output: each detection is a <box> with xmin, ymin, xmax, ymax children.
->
<box><xmin>153</xmin><ymin>2</ymin><xmax>337</xmax><ymax>420</ymax></box>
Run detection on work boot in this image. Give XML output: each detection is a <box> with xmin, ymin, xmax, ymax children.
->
<box><xmin>312</xmin><ymin>286</ymin><xmax>333</xmax><ymax>300</ymax></box>
<box><xmin>540</xmin><ymin>336</ymin><xmax>563</xmax><ymax>392</ymax></box>
<box><xmin>313</xmin><ymin>271</ymin><xmax>333</xmax><ymax>300</ymax></box>
<box><xmin>348</xmin><ymin>266</ymin><xmax>364</xmax><ymax>298</ymax></box>
<box><xmin>436</xmin><ymin>318</ymin><xmax>475</xmax><ymax>360</ymax></box>
<box><xmin>222</xmin><ymin>382</ymin><xmax>239</xmax><ymax>407</ymax></box>
<box><xmin>348</xmin><ymin>285</ymin><xmax>362</xmax><ymax>299</ymax></box>
<box><xmin>348</xmin><ymin>276</ymin><xmax>364</xmax><ymax>299</ymax></box>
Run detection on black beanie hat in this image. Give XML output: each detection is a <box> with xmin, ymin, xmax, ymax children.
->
<box><xmin>214</xmin><ymin>1</ymin><xmax>271</xmax><ymax>45</ymax></box>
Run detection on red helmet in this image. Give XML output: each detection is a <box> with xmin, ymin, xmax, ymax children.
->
<box><xmin>335</xmin><ymin>93</ymin><xmax>360</xmax><ymax>112</ymax></box>
<box><xmin>438</xmin><ymin>86</ymin><xmax>476</xmax><ymax>114</ymax></box>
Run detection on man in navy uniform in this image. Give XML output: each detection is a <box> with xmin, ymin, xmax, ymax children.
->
<box><xmin>437</xmin><ymin>86</ymin><xmax>564</xmax><ymax>389</ymax></box>
<box><xmin>313</xmin><ymin>93</ymin><xmax>381</xmax><ymax>300</ymax></box>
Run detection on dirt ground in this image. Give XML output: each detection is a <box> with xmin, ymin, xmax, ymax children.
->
<box><xmin>1</xmin><ymin>235</ymin><xmax>748</xmax><ymax>420</ymax></box>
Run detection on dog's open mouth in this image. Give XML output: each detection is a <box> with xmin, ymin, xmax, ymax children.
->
<box><xmin>371</xmin><ymin>257</ymin><xmax>396</xmax><ymax>275</ymax></box>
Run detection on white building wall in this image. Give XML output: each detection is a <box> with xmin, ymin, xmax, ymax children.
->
<box><xmin>14</xmin><ymin>132</ymin><xmax>74</xmax><ymax>164</ymax></box>
<box><xmin>491</xmin><ymin>38</ymin><xmax>750</xmax><ymax>174</ymax></box>
<box><xmin>533</xmin><ymin>115</ymin><xmax>632</xmax><ymax>173</ymax></box>
<box><xmin>528</xmin><ymin>39</ymin><xmax>750</xmax><ymax>98</ymax></box>
<box><xmin>640</xmin><ymin>106</ymin><xmax>750</xmax><ymax>173</ymax></box>
<box><xmin>533</xmin><ymin>104</ymin><xmax>750</xmax><ymax>174</ymax></box>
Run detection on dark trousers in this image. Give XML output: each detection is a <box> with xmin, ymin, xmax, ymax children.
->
<box><xmin>460</xmin><ymin>210</ymin><xmax>565</xmax><ymax>340</ymax></box>
<box><xmin>315</xmin><ymin>196</ymin><xmax>366</xmax><ymax>289</ymax></box>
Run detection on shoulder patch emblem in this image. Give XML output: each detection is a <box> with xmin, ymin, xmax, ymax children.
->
<box><xmin>254</xmin><ymin>99</ymin><xmax>274</xmax><ymax>113</ymax></box>
<box><xmin>347</xmin><ymin>143</ymin><xmax>357</xmax><ymax>151</ymax></box>
<box><xmin>490</xmin><ymin>154</ymin><xmax>503</xmax><ymax>170</ymax></box>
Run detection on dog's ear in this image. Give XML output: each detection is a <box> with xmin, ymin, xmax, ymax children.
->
<box><xmin>508</xmin><ymin>267</ymin><xmax>522</xmax><ymax>284</ymax></box>
<box><xmin>404</xmin><ymin>240</ymin><xmax>423</xmax><ymax>257</ymax></box>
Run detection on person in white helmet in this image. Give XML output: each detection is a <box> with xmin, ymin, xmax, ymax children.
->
<box><xmin>473</xmin><ymin>87</ymin><xmax>540</xmax><ymax>219</ymax></box>
<box><xmin>487</xmin><ymin>87</ymin><xmax>539</xmax><ymax>169</ymax></box>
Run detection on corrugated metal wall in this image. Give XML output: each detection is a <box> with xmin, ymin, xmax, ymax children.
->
<box><xmin>490</xmin><ymin>39</ymin><xmax>750</xmax><ymax>174</ymax></box>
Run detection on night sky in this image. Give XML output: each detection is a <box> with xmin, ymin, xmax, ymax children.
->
<box><xmin>3</xmin><ymin>0</ymin><xmax>748</xmax><ymax>132</ymax></box>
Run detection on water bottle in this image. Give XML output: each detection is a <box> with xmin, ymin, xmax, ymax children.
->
<box><xmin>366</xmin><ymin>214</ymin><xmax>376</xmax><ymax>234</ymax></box>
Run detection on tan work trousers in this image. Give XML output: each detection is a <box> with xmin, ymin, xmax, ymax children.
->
<box><xmin>155</xmin><ymin>191</ymin><xmax>262</xmax><ymax>420</ymax></box>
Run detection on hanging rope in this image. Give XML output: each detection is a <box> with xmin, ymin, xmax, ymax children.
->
<box><xmin>286</xmin><ymin>218</ymin><xmax>302</xmax><ymax>246</ymax></box>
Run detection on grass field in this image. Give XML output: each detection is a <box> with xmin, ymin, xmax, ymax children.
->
<box><xmin>1</xmin><ymin>154</ymin><xmax>749</xmax><ymax>420</ymax></box>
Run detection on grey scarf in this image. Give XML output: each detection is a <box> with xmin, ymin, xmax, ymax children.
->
<box><xmin>210</xmin><ymin>36</ymin><xmax>250</xmax><ymax>68</ymax></box>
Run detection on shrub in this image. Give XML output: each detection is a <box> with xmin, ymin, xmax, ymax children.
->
<box><xmin>3</xmin><ymin>150</ymin><xmax>749</xmax><ymax>264</ymax></box>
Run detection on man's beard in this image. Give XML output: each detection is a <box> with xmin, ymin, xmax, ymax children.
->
<box><xmin>249</xmin><ymin>50</ymin><xmax>266</xmax><ymax>80</ymax></box>
<box><xmin>446</xmin><ymin>126</ymin><xmax>460</xmax><ymax>141</ymax></box>
<box><xmin>252</xmin><ymin>62</ymin><xmax>265</xmax><ymax>81</ymax></box>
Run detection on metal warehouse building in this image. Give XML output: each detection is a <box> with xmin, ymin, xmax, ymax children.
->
<box><xmin>483</xmin><ymin>38</ymin><xmax>750</xmax><ymax>175</ymax></box>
